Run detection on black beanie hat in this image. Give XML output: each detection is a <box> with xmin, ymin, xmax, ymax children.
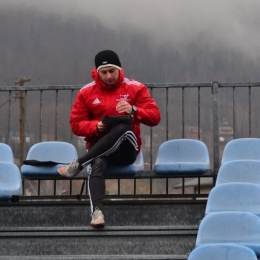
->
<box><xmin>95</xmin><ymin>50</ymin><xmax>121</xmax><ymax>71</ymax></box>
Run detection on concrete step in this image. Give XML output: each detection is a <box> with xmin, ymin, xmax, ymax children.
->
<box><xmin>0</xmin><ymin>226</ymin><xmax>196</xmax><ymax>256</ymax></box>
<box><xmin>0</xmin><ymin>225</ymin><xmax>198</xmax><ymax>232</ymax></box>
<box><xmin>0</xmin><ymin>255</ymin><xmax>188</xmax><ymax>260</ymax></box>
<box><xmin>0</xmin><ymin>200</ymin><xmax>204</xmax><ymax>258</ymax></box>
<box><xmin>0</xmin><ymin>200</ymin><xmax>206</xmax><ymax>227</ymax></box>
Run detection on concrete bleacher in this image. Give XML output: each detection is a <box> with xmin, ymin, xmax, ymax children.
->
<box><xmin>0</xmin><ymin>200</ymin><xmax>206</xmax><ymax>259</ymax></box>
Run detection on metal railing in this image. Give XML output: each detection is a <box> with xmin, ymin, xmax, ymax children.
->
<box><xmin>1</xmin><ymin>81</ymin><xmax>260</xmax><ymax>200</ymax></box>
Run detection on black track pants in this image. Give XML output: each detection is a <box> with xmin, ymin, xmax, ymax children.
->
<box><xmin>77</xmin><ymin>123</ymin><xmax>138</xmax><ymax>213</ymax></box>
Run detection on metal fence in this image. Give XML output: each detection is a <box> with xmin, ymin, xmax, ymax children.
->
<box><xmin>1</xmin><ymin>81</ymin><xmax>260</xmax><ymax>200</ymax></box>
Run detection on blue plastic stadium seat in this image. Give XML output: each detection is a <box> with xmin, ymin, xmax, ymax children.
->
<box><xmin>79</xmin><ymin>151</ymin><xmax>144</xmax><ymax>177</ymax></box>
<box><xmin>21</xmin><ymin>141</ymin><xmax>78</xmax><ymax>177</ymax></box>
<box><xmin>205</xmin><ymin>183</ymin><xmax>260</xmax><ymax>216</ymax></box>
<box><xmin>0</xmin><ymin>162</ymin><xmax>23</xmax><ymax>201</ymax></box>
<box><xmin>0</xmin><ymin>143</ymin><xmax>14</xmax><ymax>163</ymax></box>
<box><xmin>216</xmin><ymin>160</ymin><xmax>260</xmax><ymax>186</ymax></box>
<box><xmin>196</xmin><ymin>212</ymin><xmax>260</xmax><ymax>257</ymax></box>
<box><xmin>188</xmin><ymin>244</ymin><xmax>257</xmax><ymax>260</ymax></box>
<box><xmin>154</xmin><ymin>139</ymin><xmax>211</xmax><ymax>175</ymax></box>
<box><xmin>221</xmin><ymin>138</ymin><xmax>260</xmax><ymax>165</ymax></box>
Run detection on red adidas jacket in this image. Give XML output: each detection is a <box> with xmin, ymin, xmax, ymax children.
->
<box><xmin>70</xmin><ymin>68</ymin><xmax>161</xmax><ymax>152</ymax></box>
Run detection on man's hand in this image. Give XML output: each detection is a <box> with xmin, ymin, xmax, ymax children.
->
<box><xmin>116</xmin><ymin>101</ymin><xmax>132</xmax><ymax>114</ymax></box>
<box><xmin>97</xmin><ymin>121</ymin><xmax>109</xmax><ymax>132</ymax></box>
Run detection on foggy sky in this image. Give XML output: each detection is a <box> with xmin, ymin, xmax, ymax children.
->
<box><xmin>1</xmin><ymin>0</ymin><xmax>260</xmax><ymax>61</ymax></box>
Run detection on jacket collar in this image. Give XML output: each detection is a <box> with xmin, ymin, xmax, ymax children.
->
<box><xmin>91</xmin><ymin>68</ymin><xmax>125</xmax><ymax>91</ymax></box>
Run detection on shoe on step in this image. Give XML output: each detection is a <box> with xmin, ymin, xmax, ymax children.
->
<box><xmin>91</xmin><ymin>206</ymin><xmax>105</xmax><ymax>227</ymax></box>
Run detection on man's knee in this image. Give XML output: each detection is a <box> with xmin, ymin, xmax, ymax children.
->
<box><xmin>90</xmin><ymin>157</ymin><xmax>108</xmax><ymax>177</ymax></box>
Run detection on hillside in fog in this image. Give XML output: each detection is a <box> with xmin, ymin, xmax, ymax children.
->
<box><xmin>1</xmin><ymin>2</ymin><xmax>260</xmax><ymax>86</ymax></box>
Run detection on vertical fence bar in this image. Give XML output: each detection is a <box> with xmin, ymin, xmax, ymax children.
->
<box><xmin>39</xmin><ymin>90</ymin><xmax>43</xmax><ymax>142</ymax></box>
<box><xmin>182</xmin><ymin>87</ymin><xmax>185</xmax><ymax>138</ymax></box>
<box><xmin>233</xmin><ymin>87</ymin><xmax>236</xmax><ymax>138</ymax></box>
<box><xmin>23</xmin><ymin>91</ymin><xmax>27</xmax><ymax>163</ymax></box>
<box><xmin>166</xmin><ymin>87</ymin><xmax>169</xmax><ymax>141</ymax></box>
<box><xmin>7</xmin><ymin>91</ymin><xmax>11</xmax><ymax>143</ymax></box>
<box><xmin>54</xmin><ymin>180</ymin><xmax>57</xmax><ymax>195</ymax></box>
<box><xmin>118</xmin><ymin>179</ymin><xmax>120</xmax><ymax>195</ymax></box>
<box><xmin>212</xmin><ymin>82</ymin><xmax>219</xmax><ymax>175</ymax></box>
<box><xmin>198</xmin><ymin>87</ymin><xmax>201</xmax><ymax>140</ymax></box>
<box><xmin>55</xmin><ymin>90</ymin><xmax>58</xmax><ymax>140</ymax></box>
<box><xmin>70</xmin><ymin>90</ymin><xmax>74</xmax><ymax>143</ymax></box>
<box><xmin>181</xmin><ymin>178</ymin><xmax>185</xmax><ymax>194</ymax></box>
<box><xmin>249</xmin><ymin>86</ymin><xmax>252</xmax><ymax>137</ymax></box>
<box><xmin>149</xmin><ymin>88</ymin><xmax>154</xmax><ymax>170</ymax></box>
<box><xmin>197</xmin><ymin>178</ymin><xmax>201</xmax><ymax>195</ymax></box>
<box><xmin>19</xmin><ymin>89</ymin><xmax>25</xmax><ymax>167</ymax></box>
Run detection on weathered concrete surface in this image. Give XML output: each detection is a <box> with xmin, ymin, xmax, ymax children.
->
<box><xmin>0</xmin><ymin>200</ymin><xmax>206</xmax><ymax>227</ymax></box>
<box><xmin>0</xmin><ymin>200</ymin><xmax>206</xmax><ymax>259</ymax></box>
